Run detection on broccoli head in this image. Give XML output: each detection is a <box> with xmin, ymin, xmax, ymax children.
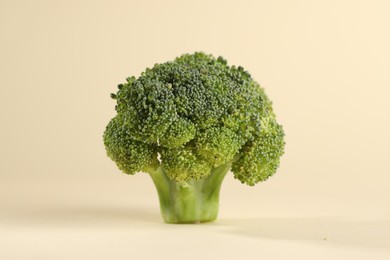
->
<box><xmin>104</xmin><ymin>52</ymin><xmax>285</xmax><ymax>223</ymax></box>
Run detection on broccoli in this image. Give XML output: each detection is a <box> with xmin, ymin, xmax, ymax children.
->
<box><xmin>103</xmin><ymin>52</ymin><xmax>285</xmax><ymax>223</ymax></box>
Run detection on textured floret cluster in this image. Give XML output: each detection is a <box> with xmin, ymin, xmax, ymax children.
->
<box><xmin>104</xmin><ymin>52</ymin><xmax>285</xmax><ymax>186</ymax></box>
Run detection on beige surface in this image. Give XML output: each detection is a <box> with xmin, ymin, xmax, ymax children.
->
<box><xmin>1</xmin><ymin>0</ymin><xmax>389</xmax><ymax>259</ymax></box>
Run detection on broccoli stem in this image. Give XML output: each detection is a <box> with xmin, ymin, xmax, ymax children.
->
<box><xmin>149</xmin><ymin>163</ymin><xmax>231</xmax><ymax>223</ymax></box>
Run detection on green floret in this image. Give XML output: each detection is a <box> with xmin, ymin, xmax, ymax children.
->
<box><xmin>159</xmin><ymin>147</ymin><xmax>212</xmax><ymax>181</ymax></box>
<box><xmin>103</xmin><ymin>116</ymin><xmax>158</xmax><ymax>174</ymax></box>
<box><xmin>159</xmin><ymin>118</ymin><xmax>196</xmax><ymax>148</ymax></box>
<box><xmin>196</xmin><ymin>127</ymin><xmax>241</xmax><ymax>167</ymax></box>
<box><xmin>103</xmin><ymin>52</ymin><xmax>285</xmax><ymax>223</ymax></box>
<box><xmin>114</xmin><ymin>76</ymin><xmax>177</xmax><ymax>143</ymax></box>
<box><xmin>232</xmin><ymin>116</ymin><xmax>285</xmax><ymax>186</ymax></box>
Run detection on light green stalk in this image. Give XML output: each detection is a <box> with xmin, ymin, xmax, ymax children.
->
<box><xmin>149</xmin><ymin>163</ymin><xmax>231</xmax><ymax>223</ymax></box>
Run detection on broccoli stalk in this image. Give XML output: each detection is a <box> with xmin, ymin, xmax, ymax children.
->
<box><xmin>103</xmin><ymin>52</ymin><xmax>285</xmax><ymax>223</ymax></box>
<box><xmin>149</xmin><ymin>163</ymin><xmax>231</xmax><ymax>223</ymax></box>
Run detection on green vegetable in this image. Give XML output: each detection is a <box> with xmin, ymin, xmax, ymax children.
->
<box><xmin>103</xmin><ymin>52</ymin><xmax>285</xmax><ymax>223</ymax></box>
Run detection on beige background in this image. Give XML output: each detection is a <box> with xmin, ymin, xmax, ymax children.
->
<box><xmin>1</xmin><ymin>0</ymin><xmax>389</xmax><ymax>259</ymax></box>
